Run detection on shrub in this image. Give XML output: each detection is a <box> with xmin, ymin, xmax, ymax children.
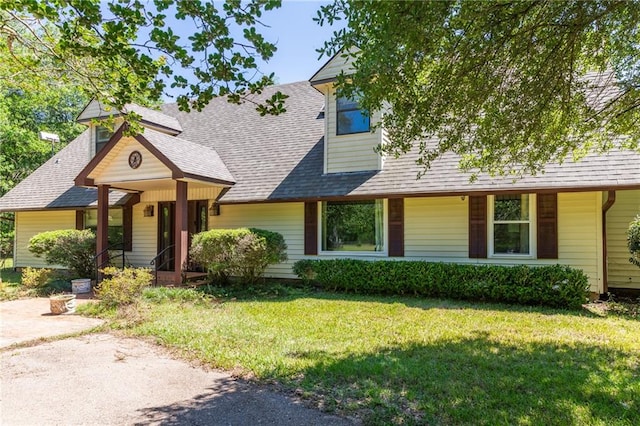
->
<box><xmin>190</xmin><ymin>228</ymin><xmax>288</xmax><ymax>284</ymax></box>
<box><xmin>28</xmin><ymin>229</ymin><xmax>96</xmax><ymax>279</ymax></box>
<box><xmin>628</xmin><ymin>215</ymin><xmax>640</xmax><ymax>268</ymax></box>
<box><xmin>293</xmin><ymin>259</ymin><xmax>589</xmax><ymax>309</ymax></box>
<box><xmin>96</xmin><ymin>267</ymin><xmax>152</xmax><ymax>307</ymax></box>
<box><xmin>21</xmin><ymin>267</ymin><xmax>53</xmax><ymax>289</ymax></box>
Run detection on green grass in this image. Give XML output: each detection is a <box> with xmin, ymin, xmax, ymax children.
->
<box><xmin>125</xmin><ymin>286</ymin><xmax>640</xmax><ymax>425</ymax></box>
<box><xmin>0</xmin><ymin>258</ymin><xmax>22</xmax><ymax>299</ymax></box>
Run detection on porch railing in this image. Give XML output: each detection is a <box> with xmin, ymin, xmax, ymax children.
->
<box><xmin>93</xmin><ymin>242</ymin><xmax>126</xmax><ymax>283</ymax></box>
<box><xmin>150</xmin><ymin>245</ymin><xmax>175</xmax><ymax>286</ymax></box>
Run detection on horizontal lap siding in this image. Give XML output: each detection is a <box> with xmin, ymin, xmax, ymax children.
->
<box><xmin>404</xmin><ymin>197</ymin><xmax>468</xmax><ymax>260</ymax></box>
<box><xmin>556</xmin><ymin>192</ymin><xmax>601</xmax><ymax>292</ymax></box>
<box><xmin>128</xmin><ymin>187</ymin><xmax>223</xmax><ymax>266</ymax></box>
<box><xmin>140</xmin><ymin>187</ymin><xmax>222</xmax><ymax>203</ymax></box>
<box><xmin>404</xmin><ymin>193</ymin><xmax>602</xmax><ymax>293</ymax></box>
<box><xmin>126</xmin><ymin>203</ymin><xmax>157</xmax><ymax>267</ymax></box>
<box><xmin>607</xmin><ymin>189</ymin><xmax>640</xmax><ymax>289</ymax></box>
<box><xmin>93</xmin><ymin>137</ymin><xmax>171</xmax><ymax>183</ymax></box>
<box><xmin>211</xmin><ymin>203</ymin><xmax>304</xmax><ymax>278</ymax></box>
<box><xmin>312</xmin><ymin>52</ymin><xmax>356</xmax><ymax>82</ymax></box>
<box><xmin>326</xmin><ymin>91</ymin><xmax>381</xmax><ymax>173</ymax></box>
<box><xmin>15</xmin><ymin>210</ymin><xmax>76</xmax><ymax>268</ymax></box>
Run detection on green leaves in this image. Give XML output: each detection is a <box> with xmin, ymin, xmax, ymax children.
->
<box><xmin>1</xmin><ymin>0</ymin><xmax>284</xmax><ymax>115</ymax></box>
<box><xmin>318</xmin><ymin>0</ymin><xmax>640</xmax><ymax>178</ymax></box>
<box><xmin>293</xmin><ymin>259</ymin><xmax>590</xmax><ymax>309</ymax></box>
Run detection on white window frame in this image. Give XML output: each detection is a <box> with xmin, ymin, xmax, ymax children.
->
<box><xmin>318</xmin><ymin>199</ymin><xmax>388</xmax><ymax>257</ymax></box>
<box><xmin>488</xmin><ymin>194</ymin><xmax>536</xmax><ymax>259</ymax></box>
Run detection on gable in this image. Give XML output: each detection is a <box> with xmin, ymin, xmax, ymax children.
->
<box><xmin>90</xmin><ymin>136</ymin><xmax>172</xmax><ymax>185</ymax></box>
<box><xmin>310</xmin><ymin>48</ymin><xmax>358</xmax><ymax>84</ymax></box>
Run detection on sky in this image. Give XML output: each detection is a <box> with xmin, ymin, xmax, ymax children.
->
<box><xmin>157</xmin><ymin>0</ymin><xmax>344</xmax><ymax>100</ymax></box>
<box><xmin>250</xmin><ymin>1</ymin><xmax>343</xmax><ymax>84</ymax></box>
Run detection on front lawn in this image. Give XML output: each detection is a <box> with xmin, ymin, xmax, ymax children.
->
<box><xmin>110</xmin><ymin>286</ymin><xmax>640</xmax><ymax>424</ymax></box>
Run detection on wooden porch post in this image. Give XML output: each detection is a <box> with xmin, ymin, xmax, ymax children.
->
<box><xmin>174</xmin><ymin>180</ymin><xmax>189</xmax><ymax>283</ymax></box>
<box><xmin>96</xmin><ymin>184</ymin><xmax>110</xmax><ymax>267</ymax></box>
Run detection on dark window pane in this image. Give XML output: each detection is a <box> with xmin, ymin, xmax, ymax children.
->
<box><xmin>96</xmin><ymin>126</ymin><xmax>113</xmax><ymax>154</ymax></box>
<box><xmin>337</xmin><ymin>97</ymin><xmax>359</xmax><ymax>110</ymax></box>
<box><xmin>336</xmin><ymin>96</ymin><xmax>370</xmax><ymax>135</ymax></box>
<box><xmin>337</xmin><ymin>110</ymin><xmax>370</xmax><ymax>135</ymax></box>
<box><xmin>322</xmin><ymin>200</ymin><xmax>383</xmax><ymax>252</ymax></box>
<box><xmin>494</xmin><ymin>223</ymin><xmax>530</xmax><ymax>254</ymax></box>
<box><xmin>494</xmin><ymin>194</ymin><xmax>529</xmax><ymax>221</ymax></box>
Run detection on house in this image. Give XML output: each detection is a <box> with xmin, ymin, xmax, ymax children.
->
<box><xmin>1</xmin><ymin>54</ymin><xmax>639</xmax><ymax>297</ymax></box>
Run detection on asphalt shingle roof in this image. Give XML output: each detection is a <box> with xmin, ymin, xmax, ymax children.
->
<box><xmin>0</xmin><ymin>130</ymin><xmax>131</xmax><ymax>212</ymax></box>
<box><xmin>1</xmin><ymin>80</ymin><xmax>639</xmax><ymax>213</ymax></box>
<box><xmin>140</xmin><ymin>127</ymin><xmax>235</xmax><ymax>184</ymax></box>
<box><xmin>162</xmin><ymin>81</ymin><xmax>640</xmax><ymax>203</ymax></box>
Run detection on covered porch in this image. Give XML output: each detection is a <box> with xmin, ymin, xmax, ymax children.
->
<box><xmin>74</xmin><ymin>124</ymin><xmax>235</xmax><ymax>285</ymax></box>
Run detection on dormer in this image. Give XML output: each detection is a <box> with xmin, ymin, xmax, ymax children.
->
<box><xmin>76</xmin><ymin>100</ymin><xmax>183</xmax><ymax>159</ymax></box>
<box><xmin>310</xmin><ymin>49</ymin><xmax>385</xmax><ymax>174</ymax></box>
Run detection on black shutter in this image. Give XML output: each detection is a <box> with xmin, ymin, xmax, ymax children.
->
<box><xmin>469</xmin><ymin>196</ymin><xmax>487</xmax><ymax>258</ymax></box>
<box><xmin>537</xmin><ymin>193</ymin><xmax>558</xmax><ymax>259</ymax></box>
<box><xmin>388</xmin><ymin>198</ymin><xmax>404</xmax><ymax>257</ymax></box>
<box><xmin>304</xmin><ymin>202</ymin><xmax>318</xmax><ymax>255</ymax></box>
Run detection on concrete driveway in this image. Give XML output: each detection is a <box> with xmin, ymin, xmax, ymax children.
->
<box><xmin>0</xmin><ymin>298</ymin><xmax>355</xmax><ymax>425</ymax></box>
<box><xmin>0</xmin><ymin>296</ymin><xmax>104</xmax><ymax>348</ymax></box>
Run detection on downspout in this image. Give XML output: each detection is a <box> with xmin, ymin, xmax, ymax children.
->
<box><xmin>601</xmin><ymin>190</ymin><xmax>616</xmax><ymax>298</ymax></box>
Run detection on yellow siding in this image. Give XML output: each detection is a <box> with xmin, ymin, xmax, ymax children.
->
<box><xmin>403</xmin><ymin>192</ymin><xmax>603</xmax><ymax>293</ymax></box>
<box><xmin>128</xmin><ymin>186</ymin><xmax>223</xmax><ymax>266</ymax></box>
<box><xmin>210</xmin><ymin>203</ymin><xmax>304</xmax><ymax>278</ymax></box>
<box><xmin>92</xmin><ymin>136</ymin><xmax>171</xmax><ymax>184</ymax></box>
<box><xmin>556</xmin><ymin>192</ymin><xmax>603</xmax><ymax>293</ymax></box>
<box><xmin>311</xmin><ymin>50</ymin><xmax>357</xmax><ymax>82</ymax></box>
<box><xmin>140</xmin><ymin>187</ymin><xmax>222</xmax><ymax>203</ymax></box>
<box><xmin>325</xmin><ymin>90</ymin><xmax>381</xmax><ymax>173</ymax></box>
<box><xmin>404</xmin><ymin>197</ymin><xmax>468</xmax><ymax>260</ymax></box>
<box><xmin>14</xmin><ymin>210</ymin><xmax>76</xmax><ymax>268</ymax></box>
<box><xmin>607</xmin><ymin>189</ymin><xmax>640</xmax><ymax>289</ymax></box>
<box><xmin>126</xmin><ymin>202</ymin><xmax>158</xmax><ymax>268</ymax></box>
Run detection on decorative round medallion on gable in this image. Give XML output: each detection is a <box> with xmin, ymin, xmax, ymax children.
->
<box><xmin>128</xmin><ymin>151</ymin><xmax>142</xmax><ymax>169</ymax></box>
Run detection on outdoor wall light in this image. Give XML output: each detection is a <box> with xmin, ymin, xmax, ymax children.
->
<box><xmin>209</xmin><ymin>202</ymin><xmax>220</xmax><ymax>216</ymax></box>
<box><xmin>143</xmin><ymin>205</ymin><xmax>154</xmax><ymax>217</ymax></box>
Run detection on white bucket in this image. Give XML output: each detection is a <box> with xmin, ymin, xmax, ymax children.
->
<box><xmin>71</xmin><ymin>278</ymin><xmax>92</xmax><ymax>294</ymax></box>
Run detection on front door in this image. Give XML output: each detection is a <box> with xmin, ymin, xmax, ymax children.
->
<box><xmin>157</xmin><ymin>202</ymin><xmax>175</xmax><ymax>271</ymax></box>
<box><xmin>157</xmin><ymin>200</ymin><xmax>208</xmax><ymax>272</ymax></box>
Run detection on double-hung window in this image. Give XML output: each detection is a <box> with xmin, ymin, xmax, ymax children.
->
<box><xmin>321</xmin><ymin>200</ymin><xmax>384</xmax><ymax>252</ymax></box>
<box><xmin>84</xmin><ymin>208</ymin><xmax>124</xmax><ymax>247</ymax></box>
<box><xmin>489</xmin><ymin>194</ymin><xmax>534</xmax><ymax>256</ymax></box>
<box><xmin>95</xmin><ymin>125</ymin><xmax>113</xmax><ymax>155</ymax></box>
<box><xmin>336</xmin><ymin>96</ymin><xmax>370</xmax><ymax>135</ymax></box>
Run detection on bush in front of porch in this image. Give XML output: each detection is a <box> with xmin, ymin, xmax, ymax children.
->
<box><xmin>190</xmin><ymin>228</ymin><xmax>287</xmax><ymax>284</ymax></box>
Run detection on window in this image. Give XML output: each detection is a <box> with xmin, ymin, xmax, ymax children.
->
<box><xmin>321</xmin><ymin>200</ymin><xmax>384</xmax><ymax>252</ymax></box>
<box><xmin>95</xmin><ymin>125</ymin><xmax>113</xmax><ymax>155</ymax></box>
<box><xmin>336</xmin><ymin>96</ymin><xmax>370</xmax><ymax>135</ymax></box>
<box><xmin>84</xmin><ymin>208</ymin><xmax>124</xmax><ymax>247</ymax></box>
<box><xmin>490</xmin><ymin>194</ymin><xmax>534</xmax><ymax>255</ymax></box>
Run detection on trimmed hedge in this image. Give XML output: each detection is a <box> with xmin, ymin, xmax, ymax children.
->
<box><xmin>293</xmin><ymin>259</ymin><xmax>589</xmax><ymax>309</ymax></box>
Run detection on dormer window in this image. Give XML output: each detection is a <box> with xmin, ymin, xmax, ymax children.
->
<box><xmin>336</xmin><ymin>96</ymin><xmax>370</xmax><ymax>135</ymax></box>
<box><xmin>95</xmin><ymin>125</ymin><xmax>113</xmax><ymax>154</ymax></box>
